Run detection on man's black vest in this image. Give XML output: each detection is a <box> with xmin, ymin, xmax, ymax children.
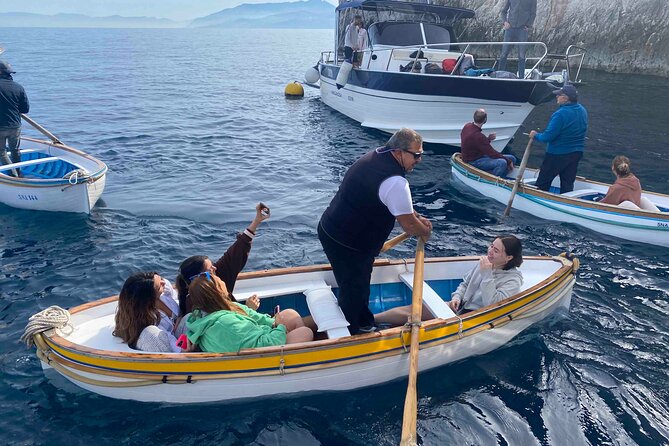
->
<box><xmin>320</xmin><ymin>149</ymin><xmax>405</xmax><ymax>254</ymax></box>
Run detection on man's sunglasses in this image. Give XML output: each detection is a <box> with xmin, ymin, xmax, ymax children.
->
<box><xmin>404</xmin><ymin>150</ymin><xmax>424</xmax><ymax>160</ymax></box>
<box><xmin>188</xmin><ymin>271</ymin><xmax>213</xmax><ymax>283</ymax></box>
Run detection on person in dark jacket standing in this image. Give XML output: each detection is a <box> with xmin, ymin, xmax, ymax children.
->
<box><xmin>0</xmin><ymin>60</ymin><xmax>29</xmax><ymax>177</ymax></box>
<box><xmin>530</xmin><ymin>85</ymin><xmax>588</xmax><ymax>194</ymax></box>
<box><xmin>318</xmin><ymin>128</ymin><xmax>432</xmax><ymax>334</ymax></box>
<box><xmin>497</xmin><ymin>0</ymin><xmax>537</xmax><ymax>79</ymax></box>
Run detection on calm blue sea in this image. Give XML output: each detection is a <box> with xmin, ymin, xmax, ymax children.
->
<box><xmin>1</xmin><ymin>28</ymin><xmax>668</xmax><ymax>446</ymax></box>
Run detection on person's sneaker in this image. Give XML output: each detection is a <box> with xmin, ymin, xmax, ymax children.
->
<box><xmin>357</xmin><ymin>325</ymin><xmax>377</xmax><ymax>334</ymax></box>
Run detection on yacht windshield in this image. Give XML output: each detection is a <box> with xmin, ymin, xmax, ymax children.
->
<box><xmin>368</xmin><ymin>22</ymin><xmax>452</xmax><ymax>47</ymax></box>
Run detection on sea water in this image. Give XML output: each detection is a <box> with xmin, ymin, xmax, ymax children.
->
<box><xmin>1</xmin><ymin>27</ymin><xmax>668</xmax><ymax>445</ymax></box>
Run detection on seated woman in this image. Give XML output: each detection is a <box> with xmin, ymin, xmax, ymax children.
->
<box><xmin>114</xmin><ymin>272</ymin><xmax>193</xmax><ymax>353</ymax></box>
<box><xmin>374</xmin><ymin>236</ymin><xmax>524</xmax><ymax>326</ymax></box>
<box><xmin>186</xmin><ymin>273</ymin><xmax>313</xmax><ymax>353</ymax></box>
<box><xmin>175</xmin><ymin>203</ymin><xmax>270</xmax><ymax>322</ymax></box>
<box><xmin>600</xmin><ymin>156</ymin><xmax>660</xmax><ymax>211</ymax></box>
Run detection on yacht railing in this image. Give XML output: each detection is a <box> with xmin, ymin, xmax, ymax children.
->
<box><xmin>321</xmin><ymin>41</ymin><xmax>586</xmax><ymax>82</ymax></box>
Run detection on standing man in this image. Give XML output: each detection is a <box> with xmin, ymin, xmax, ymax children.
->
<box><xmin>497</xmin><ymin>0</ymin><xmax>537</xmax><ymax>79</ymax></box>
<box><xmin>318</xmin><ymin>128</ymin><xmax>433</xmax><ymax>335</ymax></box>
<box><xmin>461</xmin><ymin>109</ymin><xmax>516</xmax><ymax>177</ymax></box>
<box><xmin>0</xmin><ymin>60</ymin><xmax>30</xmax><ymax>178</ymax></box>
<box><xmin>529</xmin><ymin>85</ymin><xmax>588</xmax><ymax>194</ymax></box>
<box><xmin>343</xmin><ymin>15</ymin><xmax>363</xmax><ymax>64</ymax></box>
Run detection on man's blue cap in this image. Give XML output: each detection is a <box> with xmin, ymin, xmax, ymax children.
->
<box><xmin>552</xmin><ymin>84</ymin><xmax>578</xmax><ymax>101</ymax></box>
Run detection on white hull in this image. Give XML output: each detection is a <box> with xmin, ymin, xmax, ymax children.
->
<box><xmin>0</xmin><ymin>138</ymin><xmax>107</xmax><ymax>213</ymax></box>
<box><xmin>320</xmin><ymin>76</ymin><xmax>534</xmax><ymax>150</ymax></box>
<box><xmin>34</xmin><ymin>257</ymin><xmax>576</xmax><ymax>403</ymax></box>
<box><xmin>451</xmin><ymin>154</ymin><xmax>669</xmax><ymax>247</ymax></box>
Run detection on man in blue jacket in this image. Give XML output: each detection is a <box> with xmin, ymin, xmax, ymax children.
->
<box><xmin>530</xmin><ymin>85</ymin><xmax>588</xmax><ymax>194</ymax></box>
<box><xmin>0</xmin><ymin>60</ymin><xmax>30</xmax><ymax>177</ymax></box>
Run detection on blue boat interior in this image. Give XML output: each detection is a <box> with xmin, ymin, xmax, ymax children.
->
<box><xmin>256</xmin><ymin>278</ymin><xmax>463</xmax><ymax>317</ymax></box>
<box><xmin>19</xmin><ymin>152</ymin><xmax>78</xmax><ymax>180</ymax></box>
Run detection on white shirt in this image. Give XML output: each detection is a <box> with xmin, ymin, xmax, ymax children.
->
<box><xmin>344</xmin><ymin>23</ymin><xmax>359</xmax><ymax>49</ymax></box>
<box><xmin>158</xmin><ymin>279</ymin><xmax>180</xmax><ymax>333</ymax></box>
<box><xmin>379</xmin><ymin>176</ymin><xmax>414</xmax><ymax>216</ymax></box>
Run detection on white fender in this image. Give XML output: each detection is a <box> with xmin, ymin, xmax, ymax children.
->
<box><xmin>335</xmin><ymin>61</ymin><xmax>353</xmax><ymax>89</ymax></box>
<box><xmin>305</xmin><ymin>66</ymin><xmax>320</xmax><ymax>84</ymax></box>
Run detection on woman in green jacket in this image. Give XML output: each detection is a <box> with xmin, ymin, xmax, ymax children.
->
<box><xmin>186</xmin><ymin>273</ymin><xmax>313</xmax><ymax>353</ymax></box>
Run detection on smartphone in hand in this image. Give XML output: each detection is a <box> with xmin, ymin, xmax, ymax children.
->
<box><xmin>274</xmin><ymin>305</ymin><xmax>280</xmax><ymax>316</ymax></box>
<box><xmin>176</xmin><ymin>334</ymin><xmax>188</xmax><ymax>349</ymax></box>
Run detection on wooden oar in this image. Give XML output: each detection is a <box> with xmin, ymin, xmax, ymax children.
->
<box><xmin>400</xmin><ymin>237</ymin><xmax>425</xmax><ymax>446</ymax></box>
<box><xmin>381</xmin><ymin>232</ymin><xmax>410</xmax><ymax>253</ymax></box>
<box><xmin>503</xmin><ymin>136</ymin><xmax>534</xmax><ymax>217</ymax></box>
<box><xmin>21</xmin><ymin>114</ymin><xmax>63</xmax><ymax>145</ymax></box>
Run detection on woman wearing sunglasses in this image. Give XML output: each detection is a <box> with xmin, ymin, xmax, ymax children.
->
<box><xmin>175</xmin><ymin>203</ymin><xmax>270</xmax><ymax>318</ymax></box>
<box><xmin>114</xmin><ymin>272</ymin><xmax>195</xmax><ymax>352</ymax></box>
<box><xmin>184</xmin><ymin>273</ymin><xmax>313</xmax><ymax>352</ymax></box>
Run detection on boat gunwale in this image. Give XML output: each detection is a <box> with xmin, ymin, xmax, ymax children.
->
<box><xmin>0</xmin><ymin>136</ymin><xmax>108</xmax><ymax>186</ymax></box>
<box><xmin>451</xmin><ymin>153</ymin><xmax>669</xmax><ymax>221</ymax></box>
<box><xmin>40</xmin><ymin>256</ymin><xmax>574</xmax><ymax>367</ymax></box>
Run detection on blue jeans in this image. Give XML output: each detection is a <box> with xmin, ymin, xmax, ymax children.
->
<box><xmin>498</xmin><ymin>27</ymin><xmax>528</xmax><ymax>79</ymax></box>
<box><xmin>0</xmin><ymin>127</ymin><xmax>21</xmax><ymax>176</ymax></box>
<box><xmin>469</xmin><ymin>155</ymin><xmax>517</xmax><ymax>178</ymax></box>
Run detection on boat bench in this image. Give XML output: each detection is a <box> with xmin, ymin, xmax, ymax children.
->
<box><xmin>0</xmin><ymin>156</ymin><xmax>60</xmax><ymax>173</ymax></box>
<box><xmin>561</xmin><ymin>189</ymin><xmax>601</xmax><ymax>199</ymax></box>
<box><xmin>399</xmin><ymin>272</ymin><xmax>457</xmax><ymax>319</ymax></box>
<box><xmin>235</xmin><ymin>280</ymin><xmax>350</xmax><ymax>339</ymax></box>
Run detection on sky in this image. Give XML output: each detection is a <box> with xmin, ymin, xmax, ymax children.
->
<box><xmin>0</xmin><ymin>0</ymin><xmax>338</xmax><ymax>21</ymax></box>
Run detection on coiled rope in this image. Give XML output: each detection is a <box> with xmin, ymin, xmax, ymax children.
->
<box><xmin>20</xmin><ymin>306</ymin><xmax>73</xmax><ymax>347</ymax></box>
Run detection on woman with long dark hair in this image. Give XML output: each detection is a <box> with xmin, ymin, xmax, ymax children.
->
<box><xmin>175</xmin><ymin>203</ymin><xmax>269</xmax><ymax>316</ymax></box>
<box><xmin>114</xmin><ymin>272</ymin><xmax>192</xmax><ymax>352</ymax></box>
<box><xmin>374</xmin><ymin>235</ymin><xmax>524</xmax><ymax>326</ymax></box>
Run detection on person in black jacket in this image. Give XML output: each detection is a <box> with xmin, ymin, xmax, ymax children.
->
<box><xmin>497</xmin><ymin>0</ymin><xmax>537</xmax><ymax>79</ymax></box>
<box><xmin>0</xmin><ymin>60</ymin><xmax>30</xmax><ymax>177</ymax></box>
<box><xmin>318</xmin><ymin>128</ymin><xmax>432</xmax><ymax>334</ymax></box>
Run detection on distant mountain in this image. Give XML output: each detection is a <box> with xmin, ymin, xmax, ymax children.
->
<box><xmin>189</xmin><ymin>0</ymin><xmax>335</xmax><ymax>29</ymax></box>
<box><xmin>0</xmin><ymin>12</ymin><xmax>184</xmax><ymax>28</ymax></box>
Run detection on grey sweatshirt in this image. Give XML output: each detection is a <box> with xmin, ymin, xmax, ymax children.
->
<box><xmin>452</xmin><ymin>265</ymin><xmax>523</xmax><ymax>311</ymax></box>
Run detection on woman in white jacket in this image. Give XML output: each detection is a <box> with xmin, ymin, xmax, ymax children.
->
<box><xmin>374</xmin><ymin>235</ymin><xmax>523</xmax><ymax>326</ymax></box>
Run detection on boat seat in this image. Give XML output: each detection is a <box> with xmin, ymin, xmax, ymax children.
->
<box><xmin>399</xmin><ymin>272</ymin><xmax>457</xmax><ymax>319</ymax></box>
<box><xmin>561</xmin><ymin>189</ymin><xmax>601</xmax><ymax>198</ymax></box>
<box><xmin>234</xmin><ymin>280</ymin><xmax>330</xmax><ymax>301</ymax></box>
<box><xmin>0</xmin><ymin>156</ymin><xmax>59</xmax><ymax>173</ymax></box>
<box><xmin>523</xmin><ymin>177</ymin><xmax>538</xmax><ymax>186</ymax></box>
<box><xmin>304</xmin><ymin>286</ymin><xmax>350</xmax><ymax>339</ymax></box>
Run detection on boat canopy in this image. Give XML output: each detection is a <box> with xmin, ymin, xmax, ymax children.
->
<box><xmin>335</xmin><ymin>0</ymin><xmax>475</xmax><ymax>21</ymax></box>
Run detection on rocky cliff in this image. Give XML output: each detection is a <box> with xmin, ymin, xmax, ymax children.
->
<box><xmin>443</xmin><ymin>0</ymin><xmax>669</xmax><ymax>76</ymax></box>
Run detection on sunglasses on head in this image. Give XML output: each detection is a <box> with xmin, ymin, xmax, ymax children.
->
<box><xmin>188</xmin><ymin>271</ymin><xmax>213</xmax><ymax>283</ymax></box>
<box><xmin>404</xmin><ymin>150</ymin><xmax>424</xmax><ymax>160</ymax></box>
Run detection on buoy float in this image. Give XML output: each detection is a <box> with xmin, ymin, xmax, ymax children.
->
<box><xmin>284</xmin><ymin>81</ymin><xmax>304</xmax><ymax>98</ymax></box>
<box><xmin>305</xmin><ymin>65</ymin><xmax>320</xmax><ymax>84</ymax></box>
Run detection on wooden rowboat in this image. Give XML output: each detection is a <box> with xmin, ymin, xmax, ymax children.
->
<box><xmin>0</xmin><ymin>116</ymin><xmax>107</xmax><ymax>213</ymax></box>
<box><xmin>30</xmin><ymin>254</ymin><xmax>576</xmax><ymax>404</ymax></box>
<box><xmin>451</xmin><ymin>153</ymin><xmax>669</xmax><ymax>247</ymax></box>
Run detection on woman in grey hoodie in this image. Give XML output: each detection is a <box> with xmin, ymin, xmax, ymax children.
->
<box><xmin>448</xmin><ymin>235</ymin><xmax>523</xmax><ymax>314</ymax></box>
<box><xmin>374</xmin><ymin>236</ymin><xmax>523</xmax><ymax>326</ymax></box>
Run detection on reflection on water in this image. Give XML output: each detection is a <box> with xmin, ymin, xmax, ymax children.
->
<box><xmin>0</xmin><ymin>27</ymin><xmax>667</xmax><ymax>445</ymax></box>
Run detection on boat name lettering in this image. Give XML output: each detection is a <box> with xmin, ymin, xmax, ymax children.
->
<box><xmin>331</xmin><ymin>91</ymin><xmax>342</xmax><ymax>97</ymax></box>
<box><xmin>17</xmin><ymin>194</ymin><xmax>39</xmax><ymax>201</ymax></box>
<box><xmin>658</xmin><ymin>222</ymin><xmax>669</xmax><ymax>228</ymax></box>
<box><xmin>347</xmin><ymin>96</ymin><xmax>354</xmax><ymax>102</ymax></box>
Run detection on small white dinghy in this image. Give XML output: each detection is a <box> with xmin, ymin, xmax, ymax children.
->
<box><xmin>0</xmin><ymin>115</ymin><xmax>107</xmax><ymax>214</ymax></box>
<box><xmin>451</xmin><ymin>153</ymin><xmax>669</xmax><ymax>247</ymax></box>
<box><xmin>25</xmin><ymin>254</ymin><xmax>576</xmax><ymax>404</ymax></box>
